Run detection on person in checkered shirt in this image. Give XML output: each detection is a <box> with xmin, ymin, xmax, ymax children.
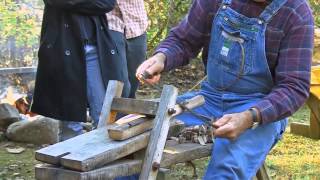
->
<box><xmin>106</xmin><ymin>0</ymin><xmax>148</xmax><ymax>99</ymax></box>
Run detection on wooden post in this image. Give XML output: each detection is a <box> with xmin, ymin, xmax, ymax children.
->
<box><xmin>97</xmin><ymin>80</ymin><xmax>123</xmax><ymax>128</ymax></box>
<box><xmin>139</xmin><ymin>85</ymin><xmax>178</xmax><ymax>180</ymax></box>
<box><xmin>255</xmin><ymin>162</ymin><xmax>270</xmax><ymax>180</ymax></box>
<box><xmin>307</xmin><ymin>93</ymin><xmax>320</xmax><ymax>139</ymax></box>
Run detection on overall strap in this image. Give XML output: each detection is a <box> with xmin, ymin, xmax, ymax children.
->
<box><xmin>221</xmin><ymin>0</ymin><xmax>232</xmax><ymax>6</ymax></box>
<box><xmin>259</xmin><ymin>0</ymin><xmax>288</xmax><ymax>23</ymax></box>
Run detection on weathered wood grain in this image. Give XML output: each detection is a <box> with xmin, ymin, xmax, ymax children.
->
<box><xmin>36</xmin><ymin>128</ymin><xmax>149</xmax><ymax>171</ymax></box>
<box><xmin>97</xmin><ymin>80</ymin><xmax>123</xmax><ymax>128</ymax></box>
<box><xmin>108</xmin><ymin>117</ymin><xmax>153</xmax><ymax>141</ymax></box>
<box><xmin>111</xmin><ymin>98</ymin><xmax>159</xmax><ymax>116</ymax></box>
<box><xmin>35</xmin><ymin>120</ymin><xmax>185</xmax><ymax>172</ymax></box>
<box><xmin>160</xmin><ymin>143</ymin><xmax>212</xmax><ymax>168</ymax></box>
<box><xmin>35</xmin><ymin>160</ymin><xmax>142</xmax><ymax>180</ymax></box>
<box><xmin>139</xmin><ymin>85</ymin><xmax>178</xmax><ymax>180</ymax></box>
<box><xmin>35</xmin><ymin>143</ymin><xmax>213</xmax><ymax>180</ymax></box>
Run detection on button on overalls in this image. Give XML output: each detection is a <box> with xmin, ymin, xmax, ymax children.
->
<box><xmin>176</xmin><ymin>0</ymin><xmax>288</xmax><ymax>179</ymax></box>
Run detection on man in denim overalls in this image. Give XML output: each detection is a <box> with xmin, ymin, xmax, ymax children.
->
<box><xmin>136</xmin><ymin>0</ymin><xmax>314</xmax><ymax>179</ymax></box>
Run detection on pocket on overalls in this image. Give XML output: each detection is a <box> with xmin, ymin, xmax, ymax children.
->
<box><xmin>213</xmin><ymin>19</ymin><xmax>255</xmax><ymax>76</ymax></box>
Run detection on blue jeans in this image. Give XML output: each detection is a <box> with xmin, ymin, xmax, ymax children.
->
<box><xmin>109</xmin><ymin>30</ymin><xmax>147</xmax><ymax>98</ymax></box>
<box><xmin>60</xmin><ymin>45</ymin><xmax>105</xmax><ymax>140</ymax></box>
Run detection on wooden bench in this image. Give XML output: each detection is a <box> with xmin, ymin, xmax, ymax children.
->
<box><xmin>291</xmin><ymin>66</ymin><xmax>320</xmax><ymax>139</ymax></box>
<box><xmin>36</xmin><ymin>141</ymin><xmax>270</xmax><ymax>180</ymax></box>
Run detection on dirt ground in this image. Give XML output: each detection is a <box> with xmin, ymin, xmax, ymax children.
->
<box><xmin>0</xmin><ymin>60</ymin><xmax>320</xmax><ymax>179</ymax></box>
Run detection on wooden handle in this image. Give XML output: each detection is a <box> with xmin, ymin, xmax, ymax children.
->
<box><xmin>171</xmin><ymin>95</ymin><xmax>205</xmax><ymax>117</ymax></box>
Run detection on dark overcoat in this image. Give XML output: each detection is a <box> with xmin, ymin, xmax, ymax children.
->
<box><xmin>31</xmin><ymin>0</ymin><xmax>129</xmax><ymax>122</ymax></box>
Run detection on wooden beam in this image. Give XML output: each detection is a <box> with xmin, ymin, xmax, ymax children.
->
<box><xmin>290</xmin><ymin>122</ymin><xmax>310</xmax><ymax>138</ymax></box>
<box><xmin>0</xmin><ymin>67</ymin><xmax>37</xmax><ymax>75</ymax></box>
<box><xmin>35</xmin><ymin>160</ymin><xmax>142</xmax><ymax>180</ymax></box>
<box><xmin>307</xmin><ymin>93</ymin><xmax>320</xmax><ymax>139</ymax></box>
<box><xmin>160</xmin><ymin>142</ymin><xmax>212</xmax><ymax>168</ymax></box>
<box><xmin>108</xmin><ymin>117</ymin><xmax>153</xmax><ymax>141</ymax></box>
<box><xmin>255</xmin><ymin>162</ymin><xmax>271</xmax><ymax>180</ymax></box>
<box><xmin>139</xmin><ymin>85</ymin><xmax>178</xmax><ymax>180</ymax></box>
<box><xmin>108</xmin><ymin>95</ymin><xmax>205</xmax><ymax>141</ymax></box>
<box><xmin>111</xmin><ymin>98</ymin><xmax>159</xmax><ymax>116</ymax></box>
<box><xmin>98</xmin><ymin>80</ymin><xmax>123</xmax><ymax>128</ymax></box>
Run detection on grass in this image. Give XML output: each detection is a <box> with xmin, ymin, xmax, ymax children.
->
<box><xmin>0</xmin><ymin>143</ymin><xmax>38</xmax><ymax>180</ymax></box>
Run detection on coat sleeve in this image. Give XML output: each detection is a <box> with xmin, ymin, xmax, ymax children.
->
<box><xmin>43</xmin><ymin>0</ymin><xmax>115</xmax><ymax>15</ymax></box>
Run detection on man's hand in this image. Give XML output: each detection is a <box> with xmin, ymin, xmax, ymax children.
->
<box><xmin>136</xmin><ymin>53</ymin><xmax>166</xmax><ymax>84</ymax></box>
<box><xmin>213</xmin><ymin>110</ymin><xmax>256</xmax><ymax>140</ymax></box>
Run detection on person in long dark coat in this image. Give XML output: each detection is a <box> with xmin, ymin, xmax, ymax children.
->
<box><xmin>31</xmin><ymin>0</ymin><xmax>131</xmax><ymax>139</ymax></box>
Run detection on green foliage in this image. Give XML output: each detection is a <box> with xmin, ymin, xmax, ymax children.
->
<box><xmin>145</xmin><ymin>0</ymin><xmax>192</xmax><ymax>54</ymax></box>
<box><xmin>0</xmin><ymin>0</ymin><xmax>42</xmax><ymax>67</ymax></box>
<box><xmin>310</xmin><ymin>0</ymin><xmax>320</xmax><ymax>27</ymax></box>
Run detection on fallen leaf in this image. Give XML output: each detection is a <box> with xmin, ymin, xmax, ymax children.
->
<box><xmin>6</xmin><ymin>147</ymin><xmax>25</xmax><ymax>154</ymax></box>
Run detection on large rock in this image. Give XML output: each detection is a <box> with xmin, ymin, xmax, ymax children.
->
<box><xmin>6</xmin><ymin>116</ymin><xmax>60</xmax><ymax>145</ymax></box>
<box><xmin>0</xmin><ymin>103</ymin><xmax>20</xmax><ymax>131</ymax></box>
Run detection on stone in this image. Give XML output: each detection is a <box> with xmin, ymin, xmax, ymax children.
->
<box><xmin>6</xmin><ymin>116</ymin><xmax>60</xmax><ymax>145</ymax></box>
<box><xmin>0</xmin><ymin>103</ymin><xmax>20</xmax><ymax>131</ymax></box>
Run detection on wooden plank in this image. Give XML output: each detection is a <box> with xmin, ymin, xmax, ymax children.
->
<box><xmin>35</xmin><ymin>142</ymin><xmax>213</xmax><ymax>180</ymax></box>
<box><xmin>256</xmin><ymin>162</ymin><xmax>270</xmax><ymax>180</ymax></box>
<box><xmin>108</xmin><ymin>95</ymin><xmax>205</xmax><ymax>141</ymax></box>
<box><xmin>0</xmin><ymin>67</ymin><xmax>37</xmax><ymax>75</ymax></box>
<box><xmin>108</xmin><ymin>117</ymin><xmax>153</xmax><ymax>141</ymax></box>
<box><xmin>111</xmin><ymin>98</ymin><xmax>159</xmax><ymax>116</ymax></box>
<box><xmin>160</xmin><ymin>142</ymin><xmax>212</xmax><ymax>168</ymax></box>
<box><xmin>290</xmin><ymin>122</ymin><xmax>310</xmax><ymax>138</ymax></box>
<box><xmin>139</xmin><ymin>85</ymin><xmax>178</xmax><ymax>180</ymax></box>
<box><xmin>35</xmin><ymin>160</ymin><xmax>142</xmax><ymax>180</ymax></box>
<box><xmin>36</xmin><ymin>120</ymin><xmax>185</xmax><ymax>172</ymax></box>
<box><xmin>98</xmin><ymin>80</ymin><xmax>123</xmax><ymax>128</ymax></box>
<box><xmin>36</xmin><ymin>128</ymin><xmax>150</xmax><ymax>171</ymax></box>
<box><xmin>307</xmin><ymin>94</ymin><xmax>320</xmax><ymax>139</ymax></box>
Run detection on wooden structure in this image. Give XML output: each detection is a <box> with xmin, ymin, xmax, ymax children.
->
<box><xmin>35</xmin><ymin>80</ymin><xmax>270</xmax><ymax>179</ymax></box>
<box><xmin>291</xmin><ymin>66</ymin><xmax>320</xmax><ymax>139</ymax></box>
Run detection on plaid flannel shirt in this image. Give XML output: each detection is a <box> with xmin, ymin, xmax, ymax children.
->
<box><xmin>106</xmin><ymin>0</ymin><xmax>148</xmax><ymax>39</ymax></box>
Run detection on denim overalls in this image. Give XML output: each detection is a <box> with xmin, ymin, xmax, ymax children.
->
<box><xmin>176</xmin><ymin>0</ymin><xmax>288</xmax><ymax>179</ymax></box>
